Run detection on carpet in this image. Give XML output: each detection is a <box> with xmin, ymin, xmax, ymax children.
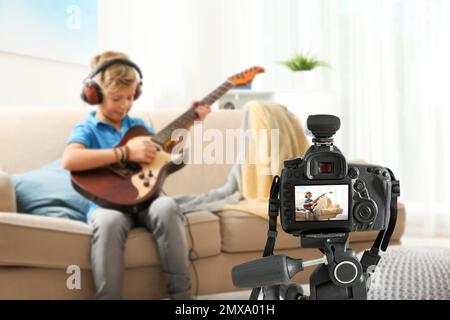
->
<box><xmin>368</xmin><ymin>245</ymin><xmax>450</xmax><ymax>300</ymax></box>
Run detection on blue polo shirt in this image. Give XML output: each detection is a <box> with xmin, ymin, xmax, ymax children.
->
<box><xmin>303</xmin><ymin>198</ymin><xmax>313</xmax><ymax>210</ymax></box>
<box><xmin>67</xmin><ymin>111</ymin><xmax>155</xmax><ymax>220</ymax></box>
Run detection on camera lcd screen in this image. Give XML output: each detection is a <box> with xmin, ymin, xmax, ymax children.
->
<box><xmin>295</xmin><ymin>185</ymin><xmax>349</xmax><ymax>222</ymax></box>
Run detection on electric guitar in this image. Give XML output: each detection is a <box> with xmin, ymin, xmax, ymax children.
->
<box><xmin>71</xmin><ymin>66</ymin><xmax>265</xmax><ymax>213</ymax></box>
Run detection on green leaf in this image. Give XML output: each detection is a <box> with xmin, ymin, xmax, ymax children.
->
<box><xmin>278</xmin><ymin>53</ymin><xmax>329</xmax><ymax>72</ymax></box>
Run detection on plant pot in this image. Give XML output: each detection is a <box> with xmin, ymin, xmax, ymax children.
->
<box><xmin>292</xmin><ymin>70</ymin><xmax>315</xmax><ymax>91</ymax></box>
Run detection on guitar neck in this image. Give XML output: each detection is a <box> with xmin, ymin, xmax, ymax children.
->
<box><xmin>152</xmin><ymin>80</ymin><xmax>234</xmax><ymax>145</ymax></box>
<box><xmin>314</xmin><ymin>193</ymin><xmax>327</xmax><ymax>202</ymax></box>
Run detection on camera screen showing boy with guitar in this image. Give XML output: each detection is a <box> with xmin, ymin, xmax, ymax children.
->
<box><xmin>303</xmin><ymin>191</ymin><xmax>328</xmax><ymax>212</ymax></box>
<box><xmin>63</xmin><ymin>51</ymin><xmax>264</xmax><ymax>300</ymax></box>
<box><xmin>295</xmin><ymin>185</ymin><xmax>347</xmax><ymax>222</ymax></box>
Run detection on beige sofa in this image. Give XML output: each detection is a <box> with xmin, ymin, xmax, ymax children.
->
<box><xmin>0</xmin><ymin>107</ymin><xmax>406</xmax><ymax>299</ymax></box>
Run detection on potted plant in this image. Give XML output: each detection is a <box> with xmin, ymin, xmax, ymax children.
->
<box><xmin>279</xmin><ymin>53</ymin><xmax>329</xmax><ymax>90</ymax></box>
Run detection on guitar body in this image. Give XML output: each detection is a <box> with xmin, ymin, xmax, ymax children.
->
<box><xmin>71</xmin><ymin>125</ymin><xmax>186</xmax><ymax>214</ymax></box>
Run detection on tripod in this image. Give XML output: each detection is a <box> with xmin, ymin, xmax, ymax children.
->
<box><xmin>251</xmin><ymin>233</ymin><xmax>367</xmax><ymax>300</ymax></box>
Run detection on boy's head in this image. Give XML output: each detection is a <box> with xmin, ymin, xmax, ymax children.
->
<box><xmin>305</xmin><ymin>192</ymin><xmax>312</xmax><ymax>199</ymax></box>
<box><xmin>81</xmin><ymin>51</ymin><xmax>143</xmax><ymax>121</ymax></box>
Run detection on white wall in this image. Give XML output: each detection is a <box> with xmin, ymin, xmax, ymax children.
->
<box><xmin>274</xmin><ymin>90</ymin><xmax>345</xmax><ymax>148</ymax></box>
<box><xmin>97</xmin><ymin>0</ymin><xmax>229</xmax><ymax>110</ymax></box>
<box><xmin>0</xmin><ymin>51</ymin><xmax>89</xmax><ymax>108</ymax></box>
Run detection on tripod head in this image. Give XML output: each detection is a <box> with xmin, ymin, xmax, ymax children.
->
<box><xmin>301</xmin><ymin>232</ymin><xmax>367</xmax><ymax>300</ymax></box>
<box><xmin>232</xmin><ymin>232</ymin><xmax>368</xmax><ymax>300</ymax></box>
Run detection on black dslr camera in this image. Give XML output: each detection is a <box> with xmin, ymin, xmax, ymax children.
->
<box><xmin>232</xmin><ymin>115</ymin><xmax>400</xmax><ymax>300</ymax></box>
<box><xmin>280</xmin><ymin>114</ymin><xmax>396</xmax><ymax>236</ymax></box>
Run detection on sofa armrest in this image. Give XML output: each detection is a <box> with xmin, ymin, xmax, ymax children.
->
<box><xmin>0</xmin><ymin>171</ymin><xmax>17</xmax><ymax>213</ymax></box>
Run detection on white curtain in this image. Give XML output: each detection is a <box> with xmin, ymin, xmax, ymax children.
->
<box><xmin>313</xmin><ymin>0</ymin><xmax>450</xmax><ymax>237</ymax></box>
<box><xmin>98</xmin><ymin>0</ymin><xmax>450</xmax><ymax>236</ymax></box>
<box><xmin>99</xmin><ymin>0</ymin><xmax>220</xmax><ymax>109</ymax></box>
<box><xmin>218</xmin><ymin>0</ymin><xmax>450</xmax><ymax>237</ymax></box>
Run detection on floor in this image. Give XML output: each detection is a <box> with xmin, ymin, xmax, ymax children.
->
<box><xmin>196</xmin><ymin>236</ymin><xmax>450</xmax><ymax>300</ymax></box>
<box><xmin>400</xmin><ymin>236</ymin><xmax>450</xmax><ymax>248</ymax></box>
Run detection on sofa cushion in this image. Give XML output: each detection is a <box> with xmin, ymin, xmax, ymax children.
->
<box><xmin>218</xmin><ymin>210</ymin><xmax>299</xmax><ymax>252</ymax></box>
<box><xmin>219</xmin><ymin>202</ymin><xmax>406</xmax><ymax>253</ymax></box>
<box><xmin>0</xmin><ymin>210</ymin><xmax>221</xmax><ymax>269</ymax></box>
<box><xmin>12</xmin><ymin>160</ymin><xmax>90</xmax><ymax>222</ymax></box>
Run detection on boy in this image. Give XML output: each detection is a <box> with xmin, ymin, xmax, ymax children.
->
<box><xmin>303</xmin><ymin>191</ymin><xmax>317</xmax><ymax>212</ymax></box>
<box><xmin>62</xmin><ymin>51</ymin><xmax>210</xmax><ymax>300</ymax></box>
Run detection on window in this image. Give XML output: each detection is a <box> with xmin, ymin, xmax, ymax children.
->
<box><xmin>0</xmin><ymin>0</ymin><xmax>98</xmax><ymax>65</ymax></box>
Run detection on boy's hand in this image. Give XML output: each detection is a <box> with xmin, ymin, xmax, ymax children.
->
<box><xmin>126</xmin><ymin>139</ymin><xmax>157</xmax><ymax>164</ymax></box>
<box><xmin>193</xmin><ymin>101</ymin><xmax>211</xmax><ymax>121</ymax></box>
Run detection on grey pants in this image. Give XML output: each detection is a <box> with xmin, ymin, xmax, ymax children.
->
<box><xmin>88</xmin><ymin>196</ymin><xmax>191</xmax><ymax>300</ymax></box>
